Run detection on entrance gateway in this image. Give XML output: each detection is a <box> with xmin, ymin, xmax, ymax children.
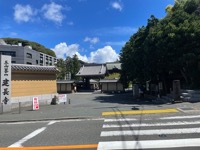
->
<box><xmin>76</xmin><ymin>64</ymin><xmax>106</xmax><ymax>90</ymax></box>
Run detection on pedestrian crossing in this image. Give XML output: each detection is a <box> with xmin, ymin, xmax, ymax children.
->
<box><xmin>97</xmin><ymin>115</ymin><xmax>200</xmax><ymax>150</ymax></box>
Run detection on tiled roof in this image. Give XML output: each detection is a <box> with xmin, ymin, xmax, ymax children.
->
<box><xmin>99</xmin><ymin>79</ymin><xmax>120</xmax><ymax>83</ymax></box>
<box><xmin>12</xmin><ymin>64</ymin><xmax>58</xmax><ymax>72</ymax></box>
<box><xmin>76</xmin><ymin>64</ymin><xmax>106</xmax><ymax>77</ymax></box>
<box><xmin>106</xmin><ymin>63</ymin><xmax>121</xmax><ymax>70</ymax></box>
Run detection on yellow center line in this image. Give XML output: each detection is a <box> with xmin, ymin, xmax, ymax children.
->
<box><xmin>102</xmin><ymin>109</ymin><xmax>179</xmax><ymax>116</ymax></box>
<box><xmin>0</xmin><ymin>144</ymin><xmax>98</xmax><ymax>150</ymax></box>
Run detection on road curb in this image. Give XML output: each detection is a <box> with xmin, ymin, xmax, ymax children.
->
<box><xmin>0</xmin><ymin>116</ymin><xmax>94</xmax><ymax>123</ymax></box>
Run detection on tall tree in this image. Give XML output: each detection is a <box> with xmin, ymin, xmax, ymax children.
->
<box><xmin>72</xmin><ymin>54</ymin><xmax>80</xmax><ymax>80</ymax></box>
<box><xmin>56</xmin><ymin>58</ymin><xmax>66</xmax><ymax>80</ymax></box>
<box><xmin>120</xmin><ymin>0</ymin><xmax>200</xmax><ymax>92</ymax></box>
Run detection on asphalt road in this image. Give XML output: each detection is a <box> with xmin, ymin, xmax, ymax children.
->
<box><xmin>1</xmin><ymin>114</ymin><xmax>200</xmax><ymax>149</ymax></box>
<box><xmin>0</xmin><ymin>119</ymin><xmax>103</xmax><ymax>148</ymax></box>
<box><xmin>1</xmin><ymin>92</ymin><xmax>200</xmax><ymax>149</ymax></box>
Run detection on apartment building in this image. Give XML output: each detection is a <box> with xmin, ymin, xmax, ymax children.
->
<box><xmin>0</xmin><ymin>39</ymin><xmax>57</xmax><ymax>66</ymax></box>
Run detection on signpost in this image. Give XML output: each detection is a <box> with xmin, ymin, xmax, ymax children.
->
<box><xmin>58</xmin><ymin>94</ymin><xmax>67</xmax><ymax>104</ymax></box>
<box><xmin>0</xmin><ymin>55</ymin><xmax>11</xmax><ymax>112</ymax></box>
<box><xmin>32</xmin><ymin>97</ymin><xmax>39</xmax><ymax>110</ymax></box>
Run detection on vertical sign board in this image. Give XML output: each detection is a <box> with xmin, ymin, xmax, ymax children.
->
<box><xmin>32</xmin><ymin>97</ymin><xmax>39</xmax><ymax>110</ymax></box>
<box><xmin>0</xmin><ymin>55</ymin><xmax>11</xmax><ymax>112</ymax></box>
<box><xmin>58</xmin><ymin>94</ymin><xmax>67</xmax><ymax>104</ymax></box>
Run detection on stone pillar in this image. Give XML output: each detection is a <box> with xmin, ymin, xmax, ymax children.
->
<box><xmin>0</xmin><ymin>55</ymin><xmax>11</xmax><ymax>112</ymax></box>
<box><xmin>173</xmin><ymin>80</ymin><xmax>180</xmax><ymax>101</ymax></box>
<box><xmin>133</xmin><ymin>84</ymin><xmax>139</xmax><ymax>97</ymax></box>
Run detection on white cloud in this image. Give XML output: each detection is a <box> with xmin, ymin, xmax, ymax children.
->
<box><xmin>14</xmin><ymin>4</ymin><xmax>36</xmax><ymax>23</ymax></box>
<box><xmin>84</xmin><ymin>37</ymin><xmax>99</xmax><ymax>44</ymax></box>
<box><xmin>111</xmin><ymin>1</ymin><xmax>123</xmax><ymax>11</ymax></box>
<box><xmin>89</xmin><ymin>46</ymin><xmax>119</xmax><ymax>63</ymax></box>
<box><xmin>52</xmin><ymin>42</ymin><xmax>79</xmax><ymax>58</ymax></box>
<box><xmin>52</xmin><ymin>43</ymin><xmax>119</xmax><ymax>63</ymax></box>
<box><xmin>42</xmin><ymin>2</ymin><xmax>65</xmax><ymax>24</ymax></box>
<box><xmin>51</xmin><ymin>42</ymin><xmax>88</xmax><ymax>62</ymax></box>
<box><xmin>75</xmin><ymin>52</ymin><xmax>88</xmax><ymax>62</ymax></box>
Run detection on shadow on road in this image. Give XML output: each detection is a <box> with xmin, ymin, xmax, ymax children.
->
<box><xmin>93</xmin><ymin>92</ymin><xmax>169</xmax><ymax>106</ymax></box>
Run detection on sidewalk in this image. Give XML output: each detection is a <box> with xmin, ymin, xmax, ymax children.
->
<box><xmin>0</xmin><ymin>104</ymin><xmax>94</xmax><ymax>123</ymax></box>
<box><xmin>1</xmin><ymin>93</ymin><xmax>200</xmax><ymax>123</ymax></box>
<box><xmin>0</xmin><ymin>93</ymin><xmax>104</xmax><ymax>123</ymax></box>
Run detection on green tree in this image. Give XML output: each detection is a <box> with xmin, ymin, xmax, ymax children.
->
<box><xmin>120</xmin><ymin>0</ymin><xmax>200</xmax><ymax>92</ymax></box>
<box><xmin>72</xmin><ymin>54</ymin><xmax>80</xmax><ymax>80</ymax></box>
<box><xmin>65</xmin><ymin>55</ymin><xmax>81</xmax><ymax>80</ymax></box>
<box><xmin>56</xmin><ymin>58</ymin><xmax>66</xmax><ymax>80</ymax></box>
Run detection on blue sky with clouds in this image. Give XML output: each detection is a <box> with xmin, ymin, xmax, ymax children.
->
<box><xmin>0</xmin><ymin>0</ymin><xmax>174</xmax><ymax>63</ymax></box>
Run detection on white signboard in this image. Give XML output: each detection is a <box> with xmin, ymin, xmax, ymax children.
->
<box><xmin>58</xmin><ymin>94</ymin><xmax>67</xmax><ymax>103</ymax></box>
<box><xmin>32</xmin><ymin>97</ymin><xmax>39</xmax><ymax>110</ymax></box>
<box><xmin>0</xmin><ymin>55</ymin><xmax>11</xmax><ymax>105</ymax></box>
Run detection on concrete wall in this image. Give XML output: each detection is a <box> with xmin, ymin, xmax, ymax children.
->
<box><xmin>11</xmin><ymin>93</ymin><xmax>56</xmax><ymax>108</ymax></box>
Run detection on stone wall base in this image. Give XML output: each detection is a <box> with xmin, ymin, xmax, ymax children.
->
<box><xmin>11</xmin><ymin>93</ymin><xmax>58</xmax><ymax>109</ymax></box>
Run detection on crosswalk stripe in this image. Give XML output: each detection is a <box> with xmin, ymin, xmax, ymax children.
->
<box><xmin>103</xmin><ymin>120</ymin><xmax>200</xmax><ymax>128</ymax></box>
<box><xmin>104</xmin><ymin>118</ymin><xmax>137</xmax><ymax>122</ymax></box>
<box><xmin>100</xmin><ymin>127</ymin><xmax>200</xmax><ymax>137</ymax></box>
<box><xmin>160</xmin><ymin>115</ymin><xmax>200</xmax><ymax>120</ymax></box>
<box><xmin>97</xmin><ymin>138</ymin><xmax>200</xmax><ymax>150</ymax></box>
<box><xmin>103</xmin><ymin>115</ymin><xmax>200</xmax><ymax>123</ymax></box>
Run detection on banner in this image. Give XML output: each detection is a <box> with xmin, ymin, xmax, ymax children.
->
<box><xmin>58</xmin><ymin>94</ymin><xmax>67</xmax><ymax>104</ymax></box>
<box><xmin>33</xmin><ymin>97</ymin><xmax>39</xmax><ymax>110</ymax></box>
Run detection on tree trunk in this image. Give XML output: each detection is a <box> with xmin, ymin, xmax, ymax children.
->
<box><xmin>180</xmin><ymin>69</ymin><xmax>189</xmax><ymax>88</ymax></box>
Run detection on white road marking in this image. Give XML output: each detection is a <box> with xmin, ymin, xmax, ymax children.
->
<box><xmin>103</xmin><ymin>120</ymin><xmax>200</xmax><ymax>128</ymax></box>
<box><xmin>100</xmin><ymin>127</ymin><xmax>200</xmax><ymax>137</ymax></box>
<box><xmin>47</xmin><ymin>121</ymin><xmax>58</xmax><ymax>126</ymax></box>
<box><xmin>8</xmin><ymin>127</ymin><xmax>46</xmax><ymax>147</ymax></box>
<box><xmin>104</xmin><ymin>115</ymin><xmax>200</xmax><ymax>123</ymax></box>
<box><xmin>97</xmin><ymin>138</ymin><xmax>200</xmax><ymax>150</ymax></box>
<box><xmin>104</xmin><ymin>118</ymin><xmax>137</xmax><ymax>122</ymax></box>
<box><xmin>160</xmin><ymin>115</ymin><xmax>200</xmax><ymax>120</ymax></box>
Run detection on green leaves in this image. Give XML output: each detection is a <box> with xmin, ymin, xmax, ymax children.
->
<box><xmin>120</xmin><ymin>0</ymin><xmax>200</xmax><ymax>90</ymax></box>
<box><xmin>57</xmin><ymin>55</ymin><xmax>81</xmax><ymax>80</ymax></box>
<box><xmin>3</xmin><ymin>38</ymin><xmax>56</xmax><ymax>57</ymax></box>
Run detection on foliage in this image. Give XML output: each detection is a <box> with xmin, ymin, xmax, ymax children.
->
<box><xmin>56</xmin><ymin>58</ymin><xmax>66</xmax><ymax>80</ymax></box>
<box><xmin>120</xmin><ymin>0</ymin><xmax>200</xmax><ymax>91</ymax></box>
<box><xmin>3</xmin><ymin>38</ymin><xmax>56</xmax><ymax>57</ymax></box>
<box><xmin>105</xmin><ymin>73</ymin><xmax>120</xmax><ymax>79</ymax></box>
<box><xmin>56</xmin><ymin>54</ymin><xmax>81</xmax><ymax>80</ymax></box>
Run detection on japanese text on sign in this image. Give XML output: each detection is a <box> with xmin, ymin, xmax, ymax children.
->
<box><xmin>32</xmin><ymin>97</ymin><xmax>39</xmax><ymax>110</ymax></box>
<box><xmin>0</xmin><ymin>56</ymin><xmax>11</xmax><ymax>105</ymax></box>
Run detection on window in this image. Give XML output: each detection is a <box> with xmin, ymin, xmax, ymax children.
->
<box><xmin>26</xmin><ymin>53</ymin><xmax>32</xmax><ymax>59</ymax></box>
<box><xmin>26</xmin><ymin>62</ymin><xmax>32</xmax><ymax>65</ymax></box>
<box><xmin>11</xmin><ymin>61</ymin><xmax>16</xmax><ymax>64</ymax></box>
<box><xmin>36</xmin><ymin>60</ymin><xmax>38</xmax><ymax>64</ymax></box>
<box><xmin>0</xmin><ymin>51</ymin><xmax>16</xmax><ymax>57</ymax></box>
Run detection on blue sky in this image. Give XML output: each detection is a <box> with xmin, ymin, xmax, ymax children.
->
<box><xmin>0</xmin><ymin>0</ymin><xmax>174</xmax><ymax>63</ymax></box>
